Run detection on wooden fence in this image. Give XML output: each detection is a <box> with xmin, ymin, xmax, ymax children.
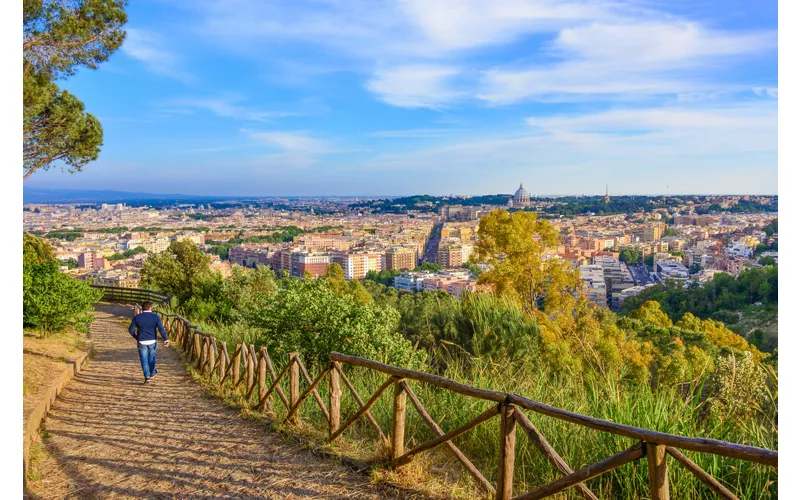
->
<box><xmin>149</xmin><ymin>309</ymin><xmax>777</xmax><ymax>500</ymax></box>
<box><xmin>91</xmin><ymin>284</ymin><xmax>171</xmax><ymax>306</ymax></box>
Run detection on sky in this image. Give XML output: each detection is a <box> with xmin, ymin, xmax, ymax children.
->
<box><xmin>25</xmin><ymin>0</ymin><xmax>778</xmax><ymax>197</ymax></box>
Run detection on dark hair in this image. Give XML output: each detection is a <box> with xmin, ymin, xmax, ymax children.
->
<box><xmin>142</xmin><ymin>302</ymin><xmax>153</xmax><ymax>310</ymax></box>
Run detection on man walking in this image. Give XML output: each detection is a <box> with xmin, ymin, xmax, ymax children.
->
<box><xmin>129</xmin><ymin>302</ymin><xmax>169</xmax><ymax>383</ymax></box>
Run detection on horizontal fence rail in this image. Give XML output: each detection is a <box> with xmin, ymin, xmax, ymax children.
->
<box><xmin>91</xmin><ymin>284</ymin><xmax>171</xmax><ymax>306</ymax></box>
<box><xmin>93</xmin><ymin>287</ymin><xmax>777</xmax><ymax>499</ymax></box>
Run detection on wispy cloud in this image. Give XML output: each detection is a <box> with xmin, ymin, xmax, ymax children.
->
<box><xmin>165</xmin><ymin>95</ymin><xmax>299</xmax><ymax>122</ymax></box>
<box><xmin>243</xmin><ymin>130</ymin><xmax>333</xmax><ymax>154</ymax></box>
<box><xmin>366</xmin><ymin>65</ymin><xmax>469</xmax><ymax>108</ymax></box>
<box><xmin>753</xmin><ymin>87</ymin><xmax>778</xmax><ymax>98</ymax></box>
<box><xmin>122</xmin><ymin>28</ymin><xmax>194</xmax><ymax>83</ymax></box>
<box><xmin>178</xmin><ymin>1</ymin><xmax>776</xmax><ymax>108</ymax></box>
<box><xmin>478</xmin><ymin>22</ymin><xmax>775</xmax><ymax>104</ymax></box>
<box><xmin>369</xmin><ymin>128</ymin><xmax>462</xmax><ymax>138</ymax></box>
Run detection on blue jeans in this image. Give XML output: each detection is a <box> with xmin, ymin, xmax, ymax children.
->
<box><xmin>137</xmin><ymin>343</ymin><xmax>157</xmax><ymax>379</ymax></box>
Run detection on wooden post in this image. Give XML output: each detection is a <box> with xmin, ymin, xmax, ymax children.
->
<box><xmin>208</xmin><ymin>340</ymin><xmax>217</xmax><ymax>380</ymax></box>
<box><xmin>497</xmin><ymin>404</ymin><xmax>517</xmax><ymax>500</ymax></box>
<box><xmin>199</xmin><ymin>338</ymin><xmax>207</xmax><ymax>373</ymax></box>
<box><xmin>245</xmin><ymin>347</ymin><xmax>255</xmax><ymax>396</ymax></box>
<box><xmin>232</xmin><ymin>344</ymin><xmax>242</xmax><ymax>387</ymax></box>
<box><xmin>218</xmin><ymin>342</ymin><xmax>227</xmax><ymax>389</ymax></box>
<box><xmin>646</xmin><ymin>443</ymin><xmax>670</xmax><ymax>500</ymax></box>
<box><xmin>391</xmin><ymin>380</ymin><xmax>407</xmax><ymax>460</ymax></box>
<box><xmin>330</xmin><ymin>361</ymin><xmax>341</xmax><ymax>440</ymax></box>
<box><xmin>257</xmin><ymin>351</ymin><xmax>268</xmax><ymax>411</ymax></box>
<box><xmin>289</xmin><ymin>353</ymin><xmax>300</xmax><ymax>422</ymax></box>
<box><xmin>192</xmin><ymin>332</ymin><xmax>201</xmax><ymax>362</ymax></box>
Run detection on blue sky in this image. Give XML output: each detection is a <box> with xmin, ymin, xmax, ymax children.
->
<box><xmin>26</xmin><ymin>0</ymin><xmax>778</xmax><ymax>196</ymax></box>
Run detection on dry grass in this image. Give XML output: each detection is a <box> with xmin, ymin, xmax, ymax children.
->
<box><xmin>23</xmin><ymin>327</ymin><xmax>90</xmax><ymax>417</ymax></box>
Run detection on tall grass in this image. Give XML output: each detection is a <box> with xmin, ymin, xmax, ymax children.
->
<box><xmin>170</xmin><ymin>312</ymin><xmax>777</xmax><ymax>499</ymax></box>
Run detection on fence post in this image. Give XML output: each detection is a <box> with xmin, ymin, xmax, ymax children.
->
<box><xmin>391</xmin><ymin>379</ymin><xmax>407</xmax><ymax>460</ymax></box>
<box><xmin>330</xmin><ymin>361</ymin><xmax>341</xmax><ymax>440</ymax></box>
<box><xmin>192</xmin><ymin>331</ymin><xmax>201</xmax><ymax>362</ymax></box>
<box><xmin>646</xmin><ymin>443</ymin><xmax>670</xmax><ymax>500</ymax></box>
<box><xmin>199</xmin><ymin>337</ymin><xmax>207</xmax><ymax>373</ymax></box>
<box><xmin>289</xmin><ymin>353</ymin><xmax>300</xmax><ymax>423</ymax></box>
<box><xmin>208</xmin><ymin>340</ymin><xmax>217</xmax><ymax>380</ymax></box>
<box><xmin>233</xmin><ymin>344</ymin><xmax>242</xmax><ymax>387</ymax></box>
<box><xmin>496</xmin><ymin>404</ymin><xmax>516</xmax><ymax>500</ymax></box>
<box><xmin>218</xmin><ymin>342</ymin><xmax>227</xmax><ymax>389</ymax></box>
<box><xmin>257</xmin><ymin>351</ymin><xmax>268</xmax><ymax>411</ymax></box>
<box><xmin>246</xmin><ymin>347</ymin><xmax>255</xmax><ymax>396</ymax></box>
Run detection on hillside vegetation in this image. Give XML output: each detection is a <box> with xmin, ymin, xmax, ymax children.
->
<box><xmin>141</xmin><ymin>211</ymin><xmax>777</xmax><ymax>498</ymax></box>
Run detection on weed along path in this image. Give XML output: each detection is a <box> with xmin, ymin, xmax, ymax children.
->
<box><xmin>26</xmin><ymin>304</ymin><xmax>406</xmax><ymax>499</ymax></box>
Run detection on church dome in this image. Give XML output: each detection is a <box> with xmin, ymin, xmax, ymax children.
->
<box><xmin>514</xmin><ymin>183</ymin><xmax>529</xmax><ymax>199</ymax></box>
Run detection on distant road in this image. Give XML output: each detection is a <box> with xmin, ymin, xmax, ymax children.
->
<box><xmin>422</xmin><ymin>222</ymin><xmax>443</xmax><ymax>264</ymax></box>
<box><xmin>629</xmin><ymin>263</ymin><xmax>654</xmax><ymax>286</ymax></box>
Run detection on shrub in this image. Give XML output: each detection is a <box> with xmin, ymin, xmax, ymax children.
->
<box><xmin>23</xmin><ymin>234</ymin><xmax>101</xmax><ymax>335</ymax></box>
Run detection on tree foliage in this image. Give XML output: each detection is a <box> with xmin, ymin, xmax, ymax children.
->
<box><xmin>618</xmin><ymin>248</ymin><xmax>639</xmax><ymax>265</ymax></box>
<box><xmin>475</xmin><ymin>210</ymin><xmax>580</xmax><ymax>312</ymax></box>
<box><xmin>23</xmin><ymin>233</ymin><xmax>101</xmax><ymax>335</ymax></box>
<box><xmin>140</xmin><ymin>240</ymin><xmax>212</xmax><ymax>304</ymax></box>
<box><xmin>23</xmin><ymin>0</ymin><xmax>127</xmax><ymax>179</ymax></box>
<box><xmin>619</xmin><ymin>267</ymin><xmax>778</xmax><ymax>322</ymax></box>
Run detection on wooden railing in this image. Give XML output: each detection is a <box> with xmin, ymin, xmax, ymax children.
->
<box><xmin>91</xmin><ymin>284</ymin><xmax>171</xmax><ymax>306</ymax></box>
<box><xmin>151</xmin><ymin>309</ymin><xmax>777</xmax><ymax>500</ymax></box>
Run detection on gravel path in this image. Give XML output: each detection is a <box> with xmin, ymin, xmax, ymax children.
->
<box><xmin>26</xmin><ymin>304</ymin><xmax>405</xmax><ymax>499</ymax></box>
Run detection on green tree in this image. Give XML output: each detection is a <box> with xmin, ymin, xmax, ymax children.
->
<box><xmin>365</xmin><ymin>269</ymin><xmax>401</xmax><ymax>286</ymax></box>
<box><xmin>23</xmin><ymin>0</ymin><xmax>127</xmax><ymax>179</ymax></box>
<box><xmin>618</xmin><ymin>248</ymin><xmax>639</xmax><ymax>265</ymax></box>
<box><xmin>23</xmin><ymin>233</ymin><xmax>101</xmax><ymax>335</ymax></box>
<box><xmin>415</xmin><ymin>261</ymin><xmax>443</xmax><ymax>272</ymax></box>
<box><xmin>461</xmin><ymin>262</ymin><xmax>482</xmax><ymax>278</ymax></box>
<box><xmin>474</xmin><ymin>210</ymin><xmax>580</xmax><ymax>312</ymax></box>
<box><xmin>140</xmin><ymin>240</ymin><xmax>211</xmax><ymax>304</ymax></box>
<box><xmin>758</xmin><ymin>255</ymin><xmax>776</xmax><ymax>266</ymax></box>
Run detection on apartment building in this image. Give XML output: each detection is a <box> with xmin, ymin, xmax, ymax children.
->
<box><xmin>385</xmin><ymin>247</ymin><xmax>417</xmax><ymax>271</ymax></box>
<box><xmin>294</xmin><ymin>252</ymin><xmax>331</xmax><ymax>278</ymax></box>
<box><xmin>333</xmin><ymin>252</ymin><xmax>383</xmax><ymax>280</ymax></box>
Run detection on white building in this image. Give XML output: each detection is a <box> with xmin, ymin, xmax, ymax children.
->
<box><xmin>579</xmin><ymin>264</ymin><xmax>607</xmax><ymax>307</ymax></box>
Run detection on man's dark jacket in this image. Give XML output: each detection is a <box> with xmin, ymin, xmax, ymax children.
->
<box><xmin>128</xmin><ymin>311</ymin><xmax>168</xmax><ymax>342</ymax></box>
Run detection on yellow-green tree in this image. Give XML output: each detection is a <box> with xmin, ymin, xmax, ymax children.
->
<box><xmin>474</xmin><ymin>209</ymin><xmax>579</xmax><ymax>313</ymax></box>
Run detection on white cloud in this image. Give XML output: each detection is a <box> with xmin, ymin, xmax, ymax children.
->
<box><xmin>366</xmin><ymin>66</ymin><xmax>467</xmax><ymax>108</ymax></box>
<box><xmin>244</xmin><ymin>131</ymin><xmax>330</xmax><ymax>153</ymax></box>
<box><xmin>177</xmin><ymin>1</ymin><xmax>775</xmax><ymax>107</ymax></box>
<box><xmin>753</xmin><ymin>87</ymin><xmax>779</xmax><ymax>98</ymax></box>
<box><xmin>478</xmin><ymin>22</ymin><xmax>775</xmax><ymax>104</ymax></box>
<box><xmin>361</xmin><ymin>102</ymin><xmax>777</xmax><ymax>176</ymax></box>
<box><xmin>122</xmin><ymin>28</ymin><xmax>193</xmax><ymax>83</ymax></box>
<box><xmin>369</xmin><ymin>128</ymin><xmax>461</xmax><ymax>138</ymax></box>
<box><xmin>167</xmin><ymin>96</ymin><xmax>297</xmax><ymax>122</ymax></box>
<box><xmin>525</xmin><ymin>105</ymin><xmax>776</xmax><ymax>133</ymax></box>
<box><xmin>397</xmin><ymin>0</ymin><xmax>615</xmax><ymax>52</ymax></box>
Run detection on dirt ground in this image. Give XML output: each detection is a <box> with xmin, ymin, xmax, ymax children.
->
<box><xmin>24</xmin><ymin>305</ymin><xmax>411</xmax><ymax>499</ymax></box>
<box><xmin>23</xmin><ymin>328</ymin><xmax>90</xmax><ymax>421</ymax></box>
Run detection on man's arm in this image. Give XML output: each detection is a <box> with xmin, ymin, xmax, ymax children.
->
<box><xmin>129</xmin><ymin>318</ymin><xmax>137</xmax><ymax>338</ymax></box>
<box><xmin>157</xmin><ymin>316</ymin><xmax>168</xmax><ymax>342</ymax></box>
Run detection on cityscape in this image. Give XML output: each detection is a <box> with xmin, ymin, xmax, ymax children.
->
<box><xmin>24</xmin><ymin>187</ymin><xmax>778</xmax><ymax>313</ymax></box>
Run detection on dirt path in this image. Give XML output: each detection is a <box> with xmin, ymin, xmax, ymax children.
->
<box><xmin>26</xmin><ymin>304</ymin><xmax>406</xmax><ymax>499</ymax></box>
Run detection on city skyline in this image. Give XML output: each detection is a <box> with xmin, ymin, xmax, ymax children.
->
<box><xmin>23</xmin><ymin>0</ymin><xmax>778</xmax><ymax>196</ymax></box>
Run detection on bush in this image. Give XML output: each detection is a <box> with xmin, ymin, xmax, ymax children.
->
<box><xmin>23</xmin><ymin>234</ymin><xmax>101</xmax><ymax>335</ymax></box>
<box><xmin>247</xmin><ymin>277</ymin><xmax>424</xmax><ymax>370</ymax></box>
